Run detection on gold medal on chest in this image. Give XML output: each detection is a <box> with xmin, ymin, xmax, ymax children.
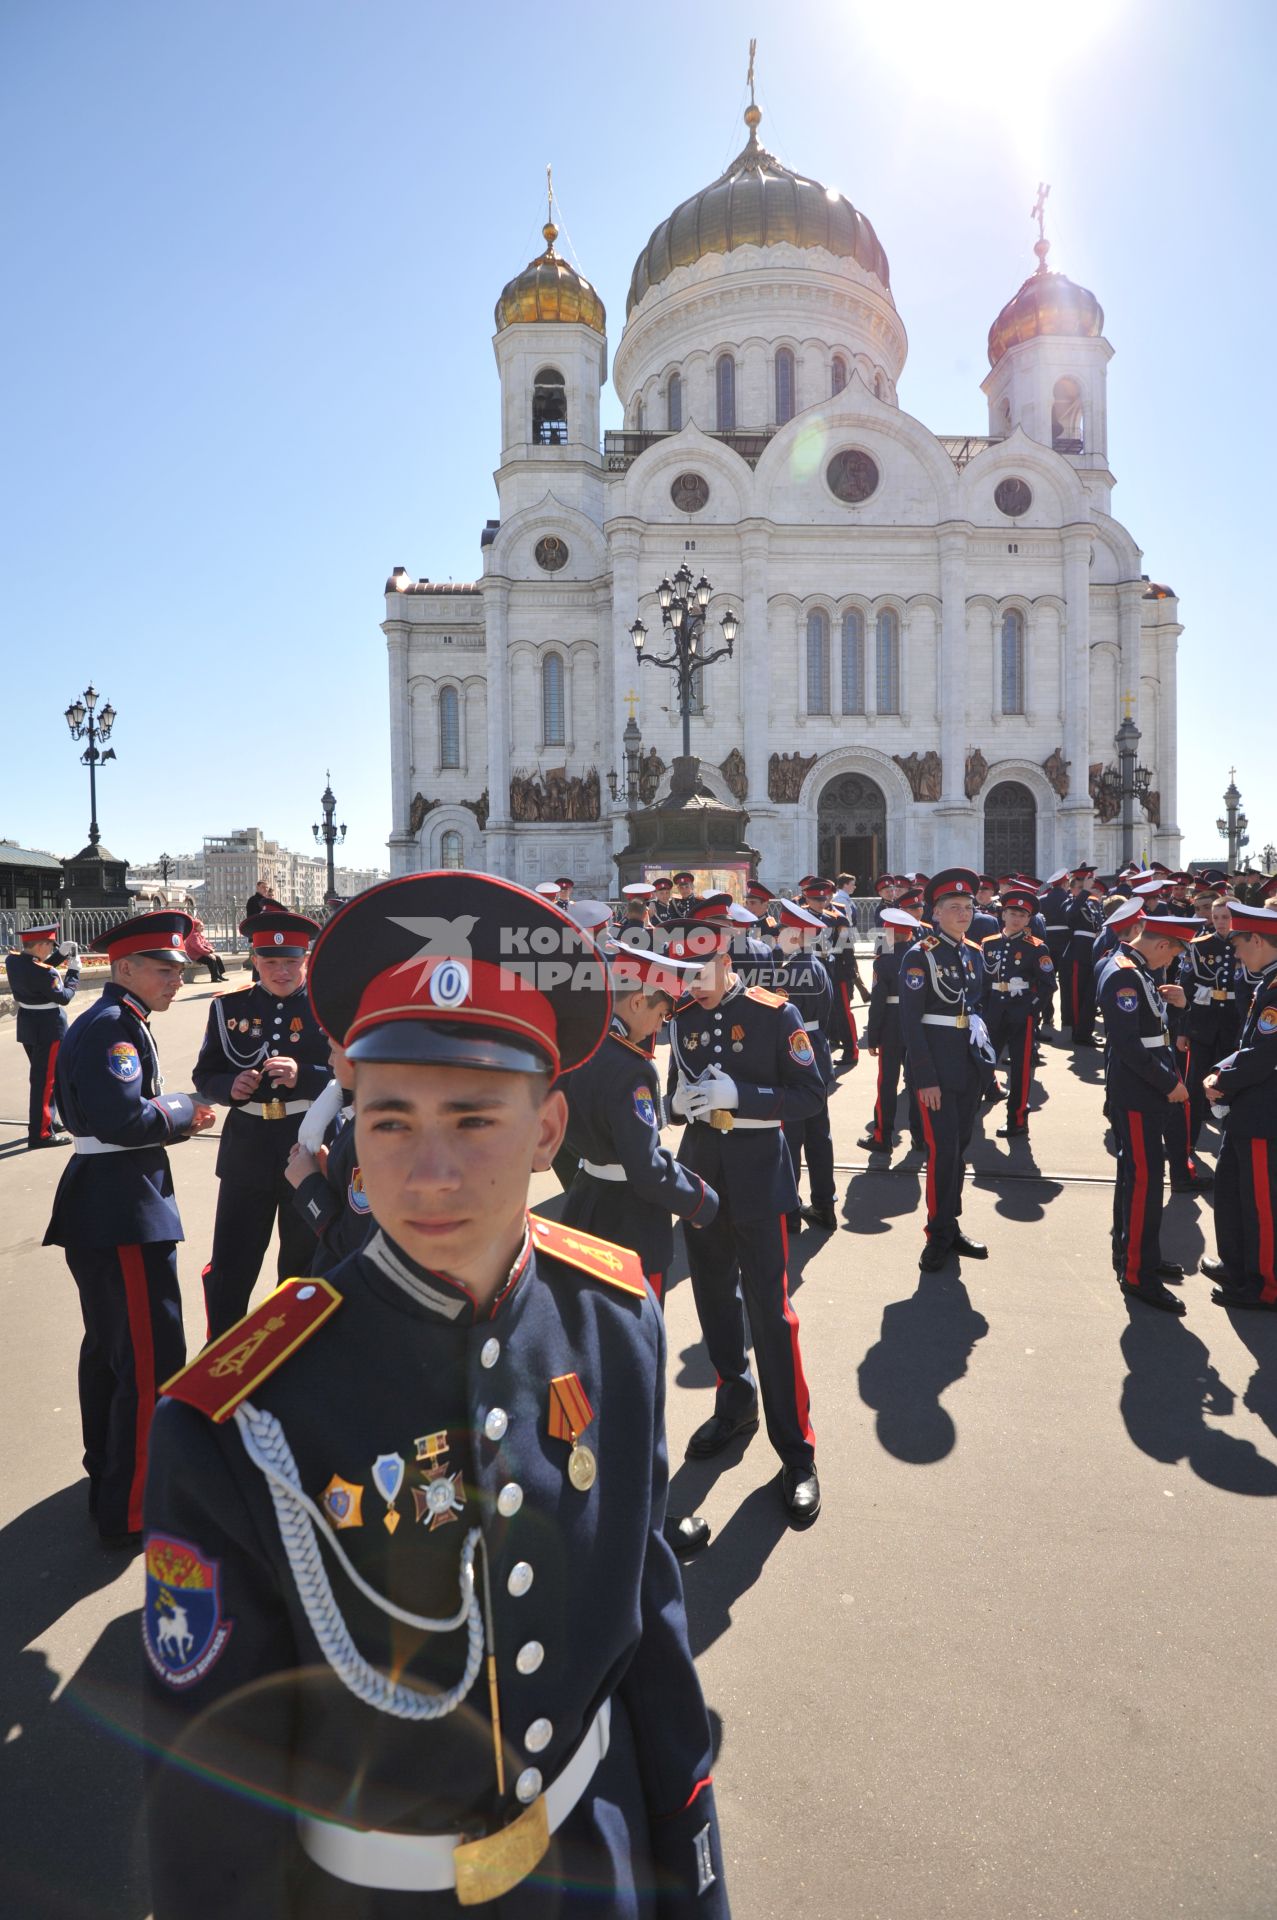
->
<box><xmin>549</xmin><ymin>1373</ymin><xmax>597</xmax><ymax>1493</ymax></box>
<box><xmin>568</xmin><ymin>1443</ymin><xmax>597</xmax><ymax>1491</ymax></box>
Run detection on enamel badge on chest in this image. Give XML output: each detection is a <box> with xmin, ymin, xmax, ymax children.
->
<box><xmin>548</xmin><ymin>1373</ymin><xmax>597</xmax><ymax>1491</ymax></box>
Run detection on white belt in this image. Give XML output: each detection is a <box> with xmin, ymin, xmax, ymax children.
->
<box><xmin>802</xmin><ymin>1019</ymin><xmax>821</xmax><ymax>1031</ymax></box>
<box><xmin>1140</xmin><ymin>1035</ymin><xmax>1170</xmax><ymax>1049</ymax></box>
<box><xmin>298</xmin><ymin>1698</ymin><xmax>611</xmax><ymax>1895</ymax></box>
<box><xmin>885</xmin><ymin>995</ymin><xmax>899</xmax><ymax>1005</ymax></box>
<box><xmin>693</xmin><ymin>1114</ymin><xmax>780</xmax><ymax>1129</ymax></box>
<box><xmin>239</xmin><ymin>1098</ymin><xmax>312</xmax><ymax>1118</ymax></box>
<box><xmin>991</xmin><ymin>983</ymin><xmax>1011</xmax><ymax>993</ymax></box>
<box><xmin>579</xmin><ymin>1158</ymin><xmax>625</xmax><ymax>1181</ymax></box>
<box><xmin>921</xmin><ymin>1014</ymin><xmax>970</xmax><ymax>1029</ymax></box>
<box><xmin>73</xmin><ymin>1136</ymin><xmax>155</xmax><ymax>1155</ymax></box>
<box><xmin>15</xmin><ymin>1000</ymin><xmax>63</xmax><ymax>1011</ymax></box>
<box><xmin>1044</xmin><ymin>924</ymin><xmax>1069</xmax><ymax>933</ymax></box>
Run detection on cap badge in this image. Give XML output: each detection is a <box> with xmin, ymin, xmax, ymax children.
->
<box><xmin>427</xmin><ymin>958</ymin><xmax>471</xmax><ymax>1009</ymax></box>
<box><xmin>273</xmin><ymin>932</ymin><xmax>284</xmax><ymax>946</ymax></box>
<box><xmin>171</xmin><ymin>934</ymin><xmax>181</xmax><ymax>947</ymax></box>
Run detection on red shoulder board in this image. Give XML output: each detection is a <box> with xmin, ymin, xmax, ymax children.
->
<box><xmin>921</xmin><ymin>936</ymin><xmax>939</xmax><ymax>950</ymax></box>
<box><xmin>980</xmin><ymin>933</ymin><xmax>1000</xmax><ymax>945</ymax></box>
<box><xmin>608</xmin><ymin>1030</ymin><xmax>653</xmax><ymax>1060</ymax></box>
<box><xmin>745</xmin><ymin>985</ymin><xmax>788</xmax><ymax>1007</ymax></box>
<box><xmin>528</xmin><ymin>1216</ymin><xmax>647</xmax><ymax>1299</ymax></box>
<box><xmin>161</xmin><ymin>1277</ymin><xmax>342</xmax><ymax>1422</ymax></box>
<box><xmin>1113</xmin><ymin>953</ymin><xmax>1136</xmax><ymax>970</ymax></box>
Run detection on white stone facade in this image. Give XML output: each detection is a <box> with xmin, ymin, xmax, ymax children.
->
<box><xmin>386</xmin><ymin>158</ymin><xmax>1179</xmax><ymax>891</ymax></box>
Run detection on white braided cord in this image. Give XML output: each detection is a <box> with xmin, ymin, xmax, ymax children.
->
<box><xmin>234</xmin><ymin>1401</ymin><xmax>484</xmax><ymax>1721</ymax></box>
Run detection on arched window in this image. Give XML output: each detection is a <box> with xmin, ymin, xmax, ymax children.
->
<box><xmin>806</xmin><ymin>609</ymin><xmax>830</xmax><ymax>714</ymax></box>
<box><xmin>634</xmin><ymin>396</ymin><xmax>645</xmax><ymax>432</ymax></box>
<box><xmin>831</xmin><ymin>355</ymin><xmax>847</xmax><ymax>396</ymax></box>
<box><xmin>1052</xmin><ymin>376</ymin><xmax>1084</xmax><ymax>453</ymax></box>
<box><xmin>667</xmin><ymin>371</ymin><xmax>683</xmax><ymax>432</ymax></box>
<box><xmin>841</xmin><ymin>608</ymin><xmax>865</xmax><ymax>713</ymax></box>
<box><xmin>715</xmin><ymin>354</ymin><xmax>736</xmax><ymax>432</ymax></box>
<box><xmin>532</xmin><ymin>366</ymin><xmax>567</xmax><ymax>446</ymax></box>
<box><xmin>542</xmin><ymin>652</ymin><xmax>565</xmax><ymax>746</ymax></box>
<box><xmin>876</xmin><ymin>608</ymin><xmax>900</xmax><ymax>714</ymax></box>
<box><xmin>1001</xmin><ymin>608</ymin><xmax>1026</xmax><ymax>714</ymax></box>
<box><xmin>775</xmin><ymin>347</ymin><xmax>796</xmax><ymax>425</ymax></box>
<box><xmin>440</xmin><ymin>829</ymin><xmax>463</xmax><ymax>870</ymax></box>
<box><xmin>439</xmin><ymin>686</ymin><xmax>461</xmax><ymax>768</ymax></box>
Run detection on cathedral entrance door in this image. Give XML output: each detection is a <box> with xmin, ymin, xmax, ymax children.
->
<box><xmin>983</xmin><ymin>781</ymin><xmax>1038</xmax><ymax>877</ymax></box>
<box><xmin>818</xmin><ymin>774</ymin><xmax>887</xmax><ymax>881</ymax></box>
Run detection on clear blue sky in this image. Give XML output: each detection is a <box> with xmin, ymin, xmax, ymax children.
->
<box><xmin>3</xmin><ymin>0</ymin><xmax>1274</xmax><ymax>873</ymax></box>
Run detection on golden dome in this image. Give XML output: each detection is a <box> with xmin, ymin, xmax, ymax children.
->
<box><xmin>626</xmin><ymin>106</ymin><xmax>892</xmax><ymax>317</ymax></box>
<box><xmin>988</xmin><ymin>251</ymin><xmax>1103</xmax><ymax>368</ymax></box>
<box><xmin>495</xmin><ymin>222</ymin><xmax>606</xmax><ymax>333</ymax></box>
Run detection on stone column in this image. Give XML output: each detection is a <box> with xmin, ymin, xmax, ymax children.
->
<box><xmin>932</xmin><ymin>526</ymin><xmax>976</xmax><ymax>862</ymax></box>
<box><xmin>1060</xmin><ymin>529</ymin><xmax>1094</xmax><ymax>864</ymax></box>
<box><xmin>483</xmin><ymin>580</ymin><xmax>512</xmax><ymax>874</ymax></box>
<box><xmin>385</xmin><ymin>616</ymin><xmax>414</xmax><ymax>875</ymax></box>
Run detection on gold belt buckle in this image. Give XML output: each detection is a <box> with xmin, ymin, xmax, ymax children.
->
<box><xmin>1211</xmin><ymin>990</ymin><xmax>1226</xmax><ymax>1001</ymax></box>
<box><xmin>955</xmin><ymin>1014</ymin><xmax>970</xmax><ymax>1030</ymax></box>
<box><xmin>261</xmin><ymin>1097</ymin><xmax>287</xmax><ymax>1121</ymax></box>
<box><xmin>453</xmin><ymin>1796</ymin><xmax>550</xmax><ymax>1907</ymax></box>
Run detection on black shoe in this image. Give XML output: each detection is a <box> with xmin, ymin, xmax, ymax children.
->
<box><xmin>857</xmin><ymin>1134</ymin><xmax>884</xmax><ymax>1152</ymax></box>
<box><xmin>954</xmin><ymin>1233</ymin><xmax>988</xmax><ymax>1259</ymax></box>
<box><xmin>996</xmin><ymin>1124</ymin><xmax>1029</xmax><ymax>1139</ymax></box>
<box><xmin>800</xmin><ymin>1204</ymin><xmax>838</xmax><ymax>1231</ymax></box>
<box><xmin>663</xmin><ymin>1513</ymin><xmax>711</xmax><ymax>1555</ymax></box>
<box><xmin>99</xmin><ymin>1530</ymin><xmax>143</xmax><ymax>1552</ymax></box>
<box><xmin>685</xmin><ymin>1410</ymin><xmax>760</xmax><ymax>1459</ymax></box>
<box><xmin>1171</xmin><ymin>1173</ymin><xmax>1214</xmax><ymax>1193</ymax></box>
<box><xmin>919</xmin><ymin>1240</ymin><xmax>950</xmax><ymax>1272</ymax></box>
<box><xmin>1199</xmin><ymin>1256</ymin><xmax>1234</xmax><ymax>1282</ymax></box>
<box><xmin>1211</xmin><ymin>1286</ymin><xmax>1277</xmax><ymax>1312</ymax></box>
<box><xmin>1156</xmin><ymin>1262</ymin><xmax>1186</xmax><ymax>1281</ymax></box>
<box><xmin>1120</xmin><ymin>1281</ymin><xmax>1186</xmax><ymax>1316</ymax></box>
<box><xmin>981</xmin><ymin>1085</ymin><xmax>1004</xmax><ymax>1108</ymax></box>
<box><xmin>31</xmin><ymin>1132</ymin><xmax>71</xmax><ymax>1148</ymax></box>
<box><xmin>780</xmin><ymin>1464</ymin><xmax>821</xmax><ymax>1524</ymax></box>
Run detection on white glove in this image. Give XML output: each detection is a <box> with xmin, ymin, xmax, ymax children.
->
<box><xmin>297</xmin><ymin>1075</ymin><xmax>343</xmax><ymax>1154</ymax></box>
<box><xmin>1193</xmin><ymin>985</ymin><xmax>1213</xmax><ymax>1006</ymax></box>
<box><xmin>686</xmin><ymin>1066</ymin><xmax>739</xmax><ymax>1118</ymax></box>
<box><xmin>1007</xmin><ymin>976</ymin><xmax>1029</xmax><ymax>997</ymax></box>
<box><xmin>669</xmin><ymin>1076</ymin><xmax>699</xmax><ymax>1121</ymax></box>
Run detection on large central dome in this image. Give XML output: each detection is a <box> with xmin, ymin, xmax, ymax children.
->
<box><xmin>626</xmin><ymin>105</ymin><xmax>892</xmax><ymax>317</ymax></box>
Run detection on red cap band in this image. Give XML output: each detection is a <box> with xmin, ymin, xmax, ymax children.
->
<box><xmin>345</xmin><ymin>954</ymin><xmax>560</xmax><ymax>1073</ymax></box>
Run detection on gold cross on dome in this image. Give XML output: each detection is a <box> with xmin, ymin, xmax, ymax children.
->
<box><xmin>747</xmin><ymin>38</ymin><xmax>757</xmax><ymax>105</ymax></box>
<box><xmin>1031</xmin><ymin>181</ymin><xmax>1050</xmax><ymax>244</ymax></box>
<box><xmin>624</xmin><ymin>689</ymin><xmax>640</xmax><ymax>720</ymax></box>
<box><xmin>1122</xmin><ymin>691</ymin><xmax>1135</xmax><ymax>719</ymax></box>
<box><xmin>546</xmin><ymin>163</ymin><xmax>553</xmax><ymax>224</ymax></box>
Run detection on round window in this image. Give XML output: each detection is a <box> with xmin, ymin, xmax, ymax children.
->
<box><xmin>534</xmin><ymin>535</ymin><xmax>569</xmax><ymax>573</ymax></box>
<box><xmin>994</xmin><ymin>477</ymin><xmax>1032</xmax><ymax>518</ymax></box>
<box><xmin>670</xmin><ymin>473</ymin><xmax>710</xmax><ymax>513</ymax></box>
<box><xmin>826</xmin><ymin>450</ymin><xmax>880</xmax><ymax>504</ymax></box>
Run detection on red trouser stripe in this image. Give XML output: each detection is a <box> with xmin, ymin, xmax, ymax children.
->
<box><xmin>778</xmin><ymin>1215</ymin><xmax>815</xmax><ymax>1447</ymax></box>
<box><xmin>118</xmin><ymin>1245</ymin><xmax>157</xmax><ymax>1532</ymax></box>
<box><xmin>1016</xmin><ymin>1021</ymin><xmax>1033</xmax><ymax>1128</ymax></box>
<box><xmin>1252</xmin><ymin>1140</ymin><xmax>1276</xmax><ymax>1303</ymax></box>
<box><xmin>873</xmin><ymin>1051</ymin><xmax>887</xmax><ymax>1142</ymax></box>
<box><xmin>919</xmin><ymin>1103</ymin><xmax>939</xmax><ymax>1228</ymax></box>
<box><xmin>1125</xmin><ymin>1112</ymin><xmax>1148</xmax><ymax>1287</ymax></box>
<box><xmin>648</xmin><ymin>1271</ymin><xmax>664</xmax><ymax>1304</ymax></box>
<box><xmin>39</xmin><ymin>1039</ymin><xmax>60</xmax><ymax>1138</ymax></box>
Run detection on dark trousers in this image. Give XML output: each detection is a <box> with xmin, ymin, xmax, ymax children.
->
<box><xmin>203</xmin><ymin>1173</ymin><xmax>318</xmax><ymax>1339</ymax></box>
<box><xmin>64</xmin><ymin>1241</ymin><xmax>185</xmax><ymax>1538</ymax></box>
<box><xmin>197</xmin><ymin>956</ymin><xmax>227</xmax><ymax>983</ymax></box>
<box><xmin>831</xmin><ymin>980</ymin><xmax>860</xmax><ymax>1063</ymax></box>
<box><xmin>783</xmin><ymin>1097</ymin><xmax>835</xmax><ymax>1207</ymax></box>
<box><xmin>684</xmin><ymin>1208</ymin><xmax>815</xmax><ymax>1471</ymax></box>
<box><xmin>1214</xmin><ymin>1131</ymin><xmax>1277</xmax><ymax>1303</ymax></box>
<box><xmin>1065</xmin><ymin>949</ymin><xmax>1095</xmax><ymax>1038</ymax></box>
<box><xmin>1181</xmin><ymin>1033</ymin><xmax>1232</xmax><ymax>1148</ymax></box>
<box><xmin>21</xmin><ymin>1032</ymin><xmax>61</xmax><ymax>1143</ymax></box>
<box><xmin>916</xmin><ymin>1074</ymin><xmax>980</xmax><ymax>1249</ymax></box>
<box><xmin>865</xmin><ymin>1036</ymin><xmax>921</xmax><ymax>1146</ymax></box>
<box><xmin>987</xmin><ymin>1011</ymin><xmax>1036</xmax><ymax>1128</ymax></box>
<box><xmin>1161</xmin><ymin>1062</ymin><xmax>1198</xmax><ymax>1183</ymax></box>
<box><xmin>1111</xmin><ymin>1107</ymin><xmax>1166</xmax><ymax>1288</ymax></box>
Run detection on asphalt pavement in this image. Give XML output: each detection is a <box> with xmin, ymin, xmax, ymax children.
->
<box><xmin>1</xmin><ymin>982</ymin><xmax>1274</xmax><ymax>1919</ymax></box>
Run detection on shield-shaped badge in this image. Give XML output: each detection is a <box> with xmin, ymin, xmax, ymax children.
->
<box><xmin>143</xmin><ymin>1534</ymin><xmax>233</xmax><ymax>1690</ymax></box>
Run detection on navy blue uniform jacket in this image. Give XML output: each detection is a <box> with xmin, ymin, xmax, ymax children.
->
<box><xmin>768</xmin><ymin>949</ymin><xmax>834</xmax><ymax>1083</ymax></box>
<box><xmin>142</xmin><ymin>1221</ymin><xmax>727</xmax><ymax>1917</ymax></box>
<box><xmin>193</xmin><ymin>983</ymin><xmax>332</xmax><ymax>1181</ymax></box>
<box><xmin>1211</xmin><ymin>966</ymin><xmax>1277</xmax><ymax>1138</ymax></box>
<box><xmin>1095</xmin><ymin>948</ymin><xmax>1181</xmax><ymax>1113</ymax></box>
<box><xmin>561</xmin><ymin>1021</ymin><xmax>717</xmax><ymax>1278</ymax></box>
<box><xmin>864</xmin><ymin>946</ymin><xmax>905</xmax><ymax>1048</ymax></box>
<box><xmin>898</xmin><ymin>934</ymin><xmax>984</xmax><ymax>1090</ymax></box>
<box><xmin>5</xmin><ymin>948</ymin><xmax>79</xmax><ymax>1042</ymax></box>
<box><xmin>979</xmin><ymin>932</ymin><xmax>1055</xmax><ymax>1020</ymax></box>
<box><xmin>44</xmin><ymin>984</ymin><xmax>197</xmax><ymax>1248</ymax></box>
<box><xmin>290</xmin><ymin>1102</ymin><xmax>375</xmax><ymax>1276</ymax></box>
<box><xmin>669</xmin><ymin>982</ymin><xmax>825</xmax><ymax>1221</ymax></box>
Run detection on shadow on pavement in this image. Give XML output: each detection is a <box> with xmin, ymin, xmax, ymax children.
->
<box><xmin>1215</xmin><ymin>1310</ymin><xmax>1277</xmax><ymax>1445</ymax></box>
<box><xmin>1162</xmin><ymin>1192</ymin><xmax>1208</xmax><ymax>1273</ymax></box>
<box><xmin>969</xmin><ymin>1163</ymin><xmax>1066</xmax><ymax>1224</ymax></box>
<box><xmin>857</xmin><ymin>1270</ymin><xmax>990</xmax><ymax>1464</ymax></box>
<box><xmin>1118</xmin><ymin>1312</ymin><xmax>1277</xmax><ymax>1496</ymax></box>
<box><xmin>680</xmin><ymin>1480</ymin><xmax>791</xmax><ymax>1660</ymax></box>
<box><xmin>0</xmin><ymin>1485</ymin><xmax>150</xmax><ymax>1917</ymax></box>
<box><xmin>840</xmin><ymin>1167</ymin><xmax>922</xmax><ymax>1238</ymax></box>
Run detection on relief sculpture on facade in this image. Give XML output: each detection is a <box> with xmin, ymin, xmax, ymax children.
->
<box><xmin>893</xmin><ymin>750</ymin><xmax>942</xmax><ymax>803</ymax></box>
<box><xmin>964</xmin><ymin>748</ymin><xmax>989</xmax><ymax>800</ymax></box>
<box><xmin>1089</xmin><ymin>763</ymin><xmax>1121</xmax><ymax>824</ymax></box>
<box><xmin>509</xmin><ymin>767</ymin><xmax>601</xmax><ymax>822</ymax></box>
<box><xmin>460</xmin><ymin>790</ymin><xmax>490</xmax><ymax>832</ymax></box>
<box><xmin>1142</xmin><ymin>790</ymin><xmax>1161</xmax><ymax>829</ymax></box>
<box><xmin>408</xmin><ymin>792</ymin><xmax>440</xmax><ymax>835</ymax></box>
<box><xmin>638</xmin><ymin>749</ymin><xmax>666</xmax><ymax>806</ymax></box>
<box><xmin>1043</xmin><ymin>747</ymin><xmax>1071</xmax><ymax>800</ymax></box>
<box><xmin>719</xmin><ymin>748</ymin><xmax>748</xmax><ymax>803</ymax></box>
<box><xmin>767</xmin><ymin>751</ymin><xmax>817</xmax><ymax>804</ymax></box>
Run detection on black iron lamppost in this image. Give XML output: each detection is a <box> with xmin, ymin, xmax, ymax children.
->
<box><xmin>312</xmin><ymin>774</ymin><xmax>347</xmax><ymax>901</ymax></box>
<box><xmin>607</xmin><ymin>714</ymin><xmax>644</xmax><ymax>808</ymax></box>
<box><xmin>1095</xmin><ymin>703</ymin><xmax>1152</xmax><ymax>865</ymax></box>
<box><xmin>1216</xmin><ymin>770</ymin><xmax>1249</xmax><ymax>870</ymax></box>
<box><xmin>158</xmin><ymin>852</ymin><xmax>173</xmax><ymax>885</ymax></box>
<box><xmin>629</xmin><ymin>563</ymin><xmax>739</xmax><ymax>761</ymax></box>
<box><xmin>63</xmin><ymin>683</ymin><xmax>117</xmax><ymax>848</ymax></box>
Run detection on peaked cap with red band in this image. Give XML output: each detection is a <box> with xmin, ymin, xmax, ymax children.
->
<box><xmin>777</xmin><ymin>899</ymin><xmax>825</xmax><ymax>931</ymax></box>
<box><xmin>924</xmin><ymin>867</ymin><xmax>980</xmax><ymax>913</ymax></box>
<box><xmin>610</xmin><ymin>942</ymin><xmax>703</xmax><ymax>997</ymax></box>
<box><xmin>307</xmin><ymin>871</ymin><xmax>611</xmax><ymax>1079</ymax></box>
<box><xmin>745</xmin><ymin>881</ymin><xmax>773</xmax><ymax>903</ymax></box>
<box><xmin>18</xmin><ymin>923</ymin><xmax>60</xmax><ymax>945</ymax></box>
<box><xmin>92</xmin><ymin>909</ymin><xmax>193</xmax><ymax>961</ymax></box>
<box><xmin>1140</xmin><ymin>914</ymin><xmax>1202</xmax><ymax>944</ymax></box>
<box><xmin>998</xmin><ymin>886</ymin><xmax>1039</xmax><ymax>917</ymax></box>
<box><xmin>663</xmin><ymin>918</ymin><xmax>732</xmax><ymax>961</ymax></box>
<box><xmin>1226</xmin><ymin>903</ymin><xmax>1277</xmax><ymax>937</ymax></box>
<box><xmin>239</xmin><ymin>910</ymin><xmax>321</xmax><ymax>956</ymax></box>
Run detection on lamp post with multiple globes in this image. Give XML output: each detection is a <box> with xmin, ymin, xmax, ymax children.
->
<box><xmin>63</xmin><ymin>683</ymin><xmax>118</xmax><ymax>849</ymax></box>
<box><xmin>628</xmin><ymin>564</ymin><xmax>739</xmax><ymax>764</ymax></box>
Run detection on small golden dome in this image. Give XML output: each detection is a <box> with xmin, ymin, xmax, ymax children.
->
<box><xmin>988</xmin><ymin>248</ymin><xmax>1103</xmax><ymax>368</ymax></box>
<box><xmin>495</xmin><ymin>221</ymin><xmax>606</xmax><ymax>333</ymax></box>
<box><xmin>626</xmin><ymin>104</ymin><xmax>891</xmax><ymax>318</ymax></box>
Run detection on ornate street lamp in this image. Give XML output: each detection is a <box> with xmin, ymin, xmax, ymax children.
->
<box><xmin>312</xmin><ymin>774</ymin><xmax>347</xmax><ymax>904</ymax></box>
<box><xmin>1216</xmin><ymin>770</ymin><xmax>1249</xmax><ymax>870</ymax></box>
<box><xmin>63</xmin><ymin>681</ymin><xmax>118</xmax><ymax>848</ymax></box>
<box><xmin>630</xmin><ymin>562</ymin><xmax>739</xmax><ymax>761</ymax></box>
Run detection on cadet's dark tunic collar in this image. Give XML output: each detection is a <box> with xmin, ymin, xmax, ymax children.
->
<box><xmin>360</xmin><ymin>1221</ymin><xmax>533</xmax><ymax>1324</ymax></box>
<box><xmin>103</xmin><ymin>981</ymin><xmax>153</xmax><ymax>1024</ymax></box>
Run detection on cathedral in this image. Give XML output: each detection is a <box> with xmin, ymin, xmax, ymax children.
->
<box><xmin>385</xmin><ymin>92</ymin><xmax>1181</xmax><ymax>891</ymax></box>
